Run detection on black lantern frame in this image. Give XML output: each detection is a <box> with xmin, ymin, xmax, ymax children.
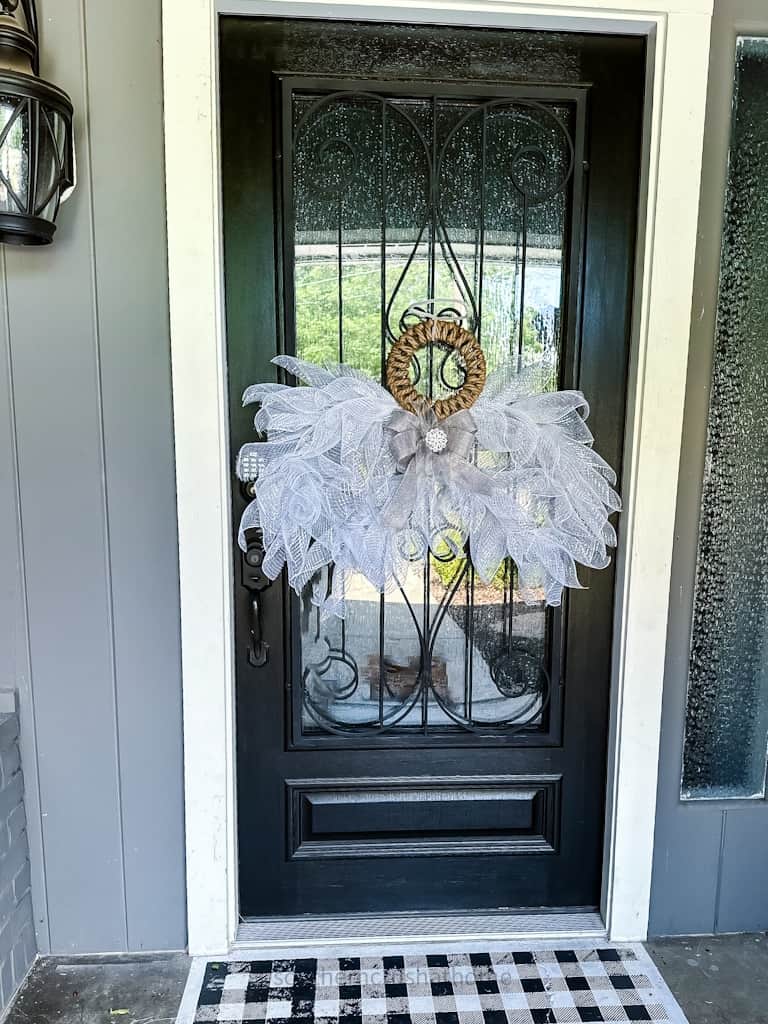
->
<box><xmin>0</xmin><ymin>0</ymin><xmax>75</xmax><ymax>245</ymax></box>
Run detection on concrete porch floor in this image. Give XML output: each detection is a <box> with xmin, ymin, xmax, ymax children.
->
<box><xmin>647</xmin><ymin>934</ymin><xmax>768</xmax><ymax>1023</ymax></box>
<box><xmin>3</xmin><ymin>935</ymin><xmax>767</xmax><ymax>1024</ymax></box>
<box><xmin>4</xmin><ymin>953</ymin><xmax>190</xmax><ymax>1024</ymax></box>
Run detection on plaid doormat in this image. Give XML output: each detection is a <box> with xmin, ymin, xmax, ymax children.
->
<box><xmin>177</xmin><ymin>946</ymin><xmax>688</xmax><ymax>1023</ymax></box>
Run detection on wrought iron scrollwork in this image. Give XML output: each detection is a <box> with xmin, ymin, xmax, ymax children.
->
<box><xmin>290</xmin><ymin>86</ymin><xmax>573</xmax><ymax>738</ymax></box>
<box><xmin>299</xmin><ymin>556</ymin><xmax>552</xmax><ymax>737</ymax></box>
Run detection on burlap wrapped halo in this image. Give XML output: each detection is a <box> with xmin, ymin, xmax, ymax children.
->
<box><xmin>385</xmin><ymin>319</ymin><xmax>487</xmax><ymax>419</ymax></box>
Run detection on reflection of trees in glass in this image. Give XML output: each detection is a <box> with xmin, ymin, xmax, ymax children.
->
<box><xmin>294</xmin><ymin>255</ymin><xmax>561</xmax><ymax>377</ymax></box>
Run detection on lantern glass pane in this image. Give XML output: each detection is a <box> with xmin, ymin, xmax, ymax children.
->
<box><xmin>34</xmin><ymin>107</ymin><xmax>65</xmax><ymax>221</ymax></box>
<box><xmin>0</xmin><ymin>96</ymin><xmax>29</xmax><ymax>214</ymax></box>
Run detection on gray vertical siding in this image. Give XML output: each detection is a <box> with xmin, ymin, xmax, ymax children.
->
<box><xmin>82</xmin><ymin>0</ymin><xmax>186</xmax><ymax>954</ymax></box>
<box><xmin>0</xmin><ymin>1</ymin><xmax>185</xmax><ymax>953</ymax></box>
<box><xmin>0</xmin><ymin>258</ymin><xmax>23</xmax><ymax>727</ymax></box>
<box><xmin>650</xmin><ymin>0</ymin><xmax>768</xmax><ymax>937</ymax></box>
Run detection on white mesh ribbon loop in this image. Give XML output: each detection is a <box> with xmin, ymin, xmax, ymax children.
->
<box><xmin>236</xmin><ymin>356</ymin><xmax>621</xmax><ymax>617</ymax></box>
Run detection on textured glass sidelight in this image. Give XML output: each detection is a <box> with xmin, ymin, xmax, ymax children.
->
<box><xmin>682</xmin><ymin>37</ymin><xmax>768</xmax><ymax>800</ymax></box>
<box><xmin>289</xmin><ymin>88</ymin><xmax>576</xmax><ymax>739</ymax></box>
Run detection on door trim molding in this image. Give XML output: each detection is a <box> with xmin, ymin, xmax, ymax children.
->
<box><xmin>162</xmin><ymin>0</ymin><xmax>713</xmax><ymax>955</ymax></box>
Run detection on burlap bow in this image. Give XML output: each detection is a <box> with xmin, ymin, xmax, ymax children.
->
<box><xmin>383</xmin><ymin>406</ymin><xmax>497</xmax><ymax>529</ymax></box>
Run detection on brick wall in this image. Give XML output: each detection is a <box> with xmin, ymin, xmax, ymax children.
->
<box><xmin>0</xmin><ymin>713</ymin><xmax>35</xmax><ymax>1011</ymax></box>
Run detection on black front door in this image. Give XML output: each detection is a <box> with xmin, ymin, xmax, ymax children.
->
<box><xmin>221</xmin><ymin>18</ymin><xmax>644</xmax><ymax>919</ymax></box>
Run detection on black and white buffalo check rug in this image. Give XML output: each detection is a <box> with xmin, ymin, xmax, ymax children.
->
<box><xmin>175</xmin><ymin>944</ymin><xmax>688</xmax><ymax>1024</ymax></box>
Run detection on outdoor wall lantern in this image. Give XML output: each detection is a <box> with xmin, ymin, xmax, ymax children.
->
<box><xmin>0</xmin><ymin>0</ymin><xmax>74</xmax><ymax>245</ymax></box>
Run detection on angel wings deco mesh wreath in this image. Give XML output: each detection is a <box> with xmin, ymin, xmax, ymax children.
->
<box><xmin>235</xmin><ymin>301</ymin><xmax>621</xmax><ymax>621</ymax></box>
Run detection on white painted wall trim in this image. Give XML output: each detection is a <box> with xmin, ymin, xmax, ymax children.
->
<box><xmin>601</xmin><ymin>9</ymin><xmax>713</xmax><ymax>941</ymax></box>
<box><xmin>162</xmin><ymin>0</ymin><xmax>235</xmax><ymax>957</ymax></box>
<box><xmin>163</xmin><ymin>0</ymin><xmax>713</xmax><ymax>955</ymax></box>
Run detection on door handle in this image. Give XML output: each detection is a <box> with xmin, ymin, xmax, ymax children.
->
<box><xmin>241</xmin><ymin>527</ymin><xmax>272</xmax><ymax>669</ymax></box>
<box><xmin>248</xmin><ymin>593</ymin><xmax>269</xmax><ymax>668</ymax></box>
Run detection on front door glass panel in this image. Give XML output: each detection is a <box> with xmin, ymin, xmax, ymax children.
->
<box><xmin>289</xmin><ymin>87</ymin><xmax>578</xmax><ymax>740</ymax></box>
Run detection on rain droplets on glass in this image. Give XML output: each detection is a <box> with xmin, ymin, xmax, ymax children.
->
<box><xmin>241</xmin><ymin>89</ymin><xmax>609</xmax><ymax>738</ymax></box>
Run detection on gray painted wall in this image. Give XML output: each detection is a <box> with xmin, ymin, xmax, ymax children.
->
<box><xmin>649</xmin><ymin>0</ymin><xmax>768</xmax><ymax>937</ymax></box>
<box><xmin>0</xmin><ymin>1</ymin><xmax>186</xmax><ymax>953</ymax></box>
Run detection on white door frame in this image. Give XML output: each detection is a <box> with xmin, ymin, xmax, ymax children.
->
<box><xmin>163</xmin><ymin>0</ymin><xmax>713</xmax><ymax>956</ymax></box>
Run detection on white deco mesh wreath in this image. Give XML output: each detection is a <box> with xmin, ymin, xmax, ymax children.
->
<box><xmin>236</xmin><ymin>309</ymin><xmax>620</xmax><ymax>619</ymax></box>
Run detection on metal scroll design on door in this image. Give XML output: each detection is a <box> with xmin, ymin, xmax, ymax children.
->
<box><xmin>300</xmin><ymin>561</ymin><xmax>553</xmax><ymax>738</ymax></box>
<box><xmin>289</xmin><ymin>89</ymin><xmax>575</xmax><ymax>737</ymax></box>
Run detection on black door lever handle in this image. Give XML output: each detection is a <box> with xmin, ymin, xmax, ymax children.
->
<box><xmin>241</xmin><ymin>527</ymin><xmax>272</xmax><ymax>670</ymax></box>
<box><xmin>248</xmin><ymin>593</ymin><xmax>269</xmax><ymax>668</ymax></box>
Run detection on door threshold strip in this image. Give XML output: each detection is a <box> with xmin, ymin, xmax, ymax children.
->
<box><xmin>235</xmin><ymin>911</ymin><xmax>605</xmax><ymax>951</ymax></box>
